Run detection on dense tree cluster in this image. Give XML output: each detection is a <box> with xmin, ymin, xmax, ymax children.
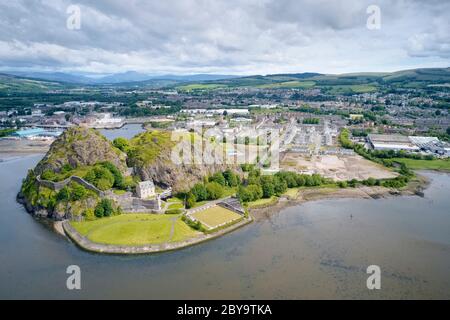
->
<box><xmin>237</xmin><ymin>168</ymin><xmax>330</xmax><ymax>203</ymax></box>
<box><xmin>94</xmin><ymin>198</ymin><xmax>114</xmax><ymax>218</ymax></box>
<box><xmin>183</xmin><ymin>169</ymin><xmax>241</xmax><ymax>208</ymax></box>
<box><xmin>84</xmin><ymin>161</ymin><xmax>130</xmax><ymax>191</ymax></box>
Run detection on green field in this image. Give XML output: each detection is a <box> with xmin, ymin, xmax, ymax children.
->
<box><xmin>190</xmin><ymin>206</ymin><xmax>242</xmax><ymax>229</ymax></box>
<box><xmin>257</xmin><ymin>81</ymin><xmax>316</xmax><ymax>89</ymax></box>
<box><xmin>167</xmin><ymin>202</ymin><xmax>184</xmax><ymax>210</ymax></box>
<box><xmin>392</xmin><ymin>158</ymin><xmax>450</xmax><ymax>171</ymax></box>
<box><xmin>177</xmin><ymin>83</ymin><xmax>227</xmax><ymax>91</ymax></box>
<box><xmin>71</xmin><ymin>214</ymin><xmax>200</xmax><ymax>246</ymax></box>
<box><xmin>326</xmin><ymin>84</ymin><xmax>378</xmax><ymax>94</ymax></box>
<box><xmin>247</xmin><ymin>196</ymin><xmax>278</xmax><ymax>208</ymax></box>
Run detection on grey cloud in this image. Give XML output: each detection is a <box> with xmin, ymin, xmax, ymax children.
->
<box><xmin>0</xmin><ymin>0</ymin><xmax>448</xmax><ymax>74</ymax></box>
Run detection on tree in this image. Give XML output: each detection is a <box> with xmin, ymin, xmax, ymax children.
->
<box><xmin>209</xmin><ymin>172</ymin><xmax>226</xmax><ymax>186</ymax></box>
<box><xmin>337</xmin><ymin>181</ymin><xmax>348</xmax><ymax>188</ymax></box>
<box><xmin>447</xmin><ymin>127</ymin><xmax>450</xmax><ymax>136</ymax></box>
<box><xmin>56</xmin><ymin>186</ymin><xmax>70</xmax><ymax>201</ymax></box>
<box><xmin>365</xmin><ymin>177</ymin><xmax>377</xmax><ymax>186</ymax></box>
<box><xmin>113</xmin><ymin>137</ymin><xmax>130</xmax><ymax>152</ymax></box>
<box><xmin>185</xmin><ymin>192</ymin><xmax>196</xmax><ymax>209</ymax></box>
<box><xmin>41</xmin><ymin>170</ymin><xmax>57</xmax><ymax>181</ymax></box>
<box><xmin>237</xmin><ymin>186</ymin><xmax>253</xmax><ymax>203</ymax></box>
<box><xmin>191</xmin><ymin>183</ymin><xmax>208</xmax><ymax>201</ymax></box>
<box><xmin>247</xmin><ymin>184</ymin><xmax>263</xmax><ymax>201</ymax></box>
<box><xmin>205</xmin><ymin>182</ymin><xmax>224</xmax><ymax>200</ymax></box>
<box><xmin>101</xmin><ymin>161</ymin><xmax>124</xmax><ymax>189</ymax></box>
<box><xmin>70</xmin><ymin>183</ymin><xmax>87</xmax><ymax>201</ymax></box>
<box><xmin>223</xmin><ymin>169</ymin><xmax>239</xmax><ymax>187</ymax></box>
<box><xmin>262</xmin><ymin>182</ymin><xmax>275</xmax><ymax>198</ymax></box>
<box><xmin>95</xmin><ymin>199</ymin><xmax>114</xmax><ymax>218</ymax></box>
<box><xmin>273</xmin><ymin>177</ymin><xmax>287</xmax><ymax>195</ymax></box>
<box><xmin>85</xmin><ymin>166</ymin><xmax>115</xmax><ymax>191</ymax></box>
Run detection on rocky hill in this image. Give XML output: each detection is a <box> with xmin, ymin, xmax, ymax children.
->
<box><xmin>127</xmin><ymin>130</ymin><xmax>243</xmax><ymax>193</ymax></box>
<box><xmin>35</xmin><ymin>126</ymin><xmax>127</xmax><ymax>175</ymax></box>
<box><xmin>18</xmin><ymin>127</ymin><xmax>242</xmax><ymax>220</ymax></box>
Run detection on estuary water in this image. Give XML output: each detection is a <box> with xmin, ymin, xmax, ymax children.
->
<box><xmin>0</xmin><ymin>153</ymin><xmax>449</xmax><ymax>299</ymax></box>
<box><xmin>100</xmin><ymin>123</ymin><xmax>145</xmax><ymax>141</ymax></box>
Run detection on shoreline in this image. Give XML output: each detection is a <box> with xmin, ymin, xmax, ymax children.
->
<box><xmin>250</xmin><ymin>173</ymin><xmax>430</xmax><ymax>221</ymax></box>
<box><xmin>58</xmin><ymin>173</ymin><xmax>430</xmax><ymax>255</ymax></box>
<box><xmin>62</xmin><ymin>216</ymin><xmax>253</xmax><ymax>255</ymax></box>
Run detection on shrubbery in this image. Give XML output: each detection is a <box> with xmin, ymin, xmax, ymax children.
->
<box><xmin>84</xmin><ymin>162</ymin><xmax>127</xmax><ymax>191</ymax></box>
<box><xmin>94</xmin><ymin>198</ymin><xmax>114</xmax><ymax>218</ymax></box>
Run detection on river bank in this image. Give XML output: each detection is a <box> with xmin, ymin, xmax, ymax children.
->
<box><xmin>2</xmin><ymin>155</ymin><xmax>449</xmax><ymax>299</ymax></box>
<box><xmin>55</xmin><ymin>173</ymin><xmax>429</xmax><ymax>255</ymax></box>
<box><xmin>250</xmin><ymin>173</ymin><xmax>429</xmax><ymax>221</ymax></box>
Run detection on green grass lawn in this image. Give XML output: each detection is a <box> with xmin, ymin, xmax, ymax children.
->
<box><xmin>192</xmin><ymin>200</ymin><xmax>209</xmax><ymax>208</ymax></box>
<box><xmin>167</xmin><ymin>202</ymin><xmax>184</xmax><ymax>210</ymax></box>
<box><xmin>257</xmin><ymin>81</ymin><xmax>316</xmax><ymax>89</ymax></box>
<box><xmin>177</xmin><ymin>83</ymin><xmax>227</xmax><ymax>91</ymax></box>
<box><xmin>392</xmin><ymin>158</ymin><xmax>450</xmax><ymax>171</ymax></box>
<box><xmin>70</xmin><ymin>214</ymin><xmax>200</xmax><ymax>246</ymax></box>
<box><xmin>247</xmin><ymin>196</ymin><xmax>278</xmax><ymax>208</ymax></box>
<box><xmin>190</xmin><ymin>206</ymin><xmax>242</xmax><ymax>229</ymax></box>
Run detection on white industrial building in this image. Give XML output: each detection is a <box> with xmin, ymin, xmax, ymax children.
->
<box><xmin>367</xmin><ymin>134</ymin><xmax>419</xmax><ymax>151</ymax></box>
<box><xmin>367</xmin><ymin>134</ymin><xmax>449</xmax><ymax>156</ymax></box>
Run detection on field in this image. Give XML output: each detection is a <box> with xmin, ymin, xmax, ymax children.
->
<box><xmin>177</xmin><ymin>83</ymin><xmax>227</xmax><ymax>91</ymax></box>
<box><xmin>257</xmin><ymin>81</ymin><xmax>316</xmax><ymax>89</ymax></box>
<box><xmin>247</xmin><ymin>196</ymin><xmax>278</xmax><ymax>208</ymax></box>
<box><xmin>190</xmin><ymin>206</ymin><xmax>242</xmax><ymax>230</ymax></box>
<box><xmin>392</xmin><ymin>158</ymin><xmax>450</xmax><ymax>171</ymax></box>
<box><xmin>281</xmin><ymin>153</ymin><xmax>398</xmax><ymax>181</ymax></box>
<box><xmin>325</xmin><ymin>84</ymin><xmax>378</xmax><ymax>94</ymax></box>
<box><xmin>70</xmin><ymin>214</ymin><xmax>200</xmax><ymax>246</ymax></box>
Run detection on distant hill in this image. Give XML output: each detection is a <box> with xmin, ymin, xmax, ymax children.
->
<box><xmin>173</xmin><ymin>68</ymin><xmax>450</xmax><ymax>92</ymax></box>
<box><xmin>2</xmin><ymin>71</ymin><xmax>240</xmax><ymax>85</ymax></box>
<box><xmin>0</xmin><ymin>73</ymin><xmax>66</xmax><ymax>93</ymax></box>
<box><xmin>1</xmin><ymin>67</ymin><xmax>449</xmax><ymax>95</ymax></box>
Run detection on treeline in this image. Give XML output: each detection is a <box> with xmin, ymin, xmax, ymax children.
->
<box><xmin>237</xmin><ymin>168</ymin><xmax>331</xmax><ymax>203</ymax></box>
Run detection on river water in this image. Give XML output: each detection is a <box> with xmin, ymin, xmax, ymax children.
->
<box><xmin>100</xmin><ymin>123</ymin><xmax>145</xmax><ymax>141</ymax></box>
<box><xmin>0</xmin><ymin>126</ymin><xmax>449</xmax><ymax>299</ymax></box>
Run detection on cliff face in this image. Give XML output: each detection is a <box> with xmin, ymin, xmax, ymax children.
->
<box><xmin>35</xmin><ymin>126</ymin><xmax>127</xmax><ymax>175</ymax></box>
<box><xmin>129</xmin><ymin>131</ymin><xmax>242</xmax><ymax>192</ymax></box>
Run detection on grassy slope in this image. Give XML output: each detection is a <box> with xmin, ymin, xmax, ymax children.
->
<box><xmin>171</xmin><ymin>68</ymin><xmax>450</xmax><ymax>91</ymax></box>
<box><xmin>0</xmin><ymin>74</ymin><xmax>65</xmax><ymax>93</ymax></box>
<box><xmin>71</xmin><ymin>214</ymin><xmax>200</xmax><ymax>245</ymax></box>
<box><xmin>392</xmin><ymin>158</ymin><xmax>450</xmax><ymax>171</ymax></box>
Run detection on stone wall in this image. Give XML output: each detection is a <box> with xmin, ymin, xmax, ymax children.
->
<box><xmin>62</xmin><ymin>216</ymin><xmax>253</xmax><ymax>255</ymax></box>
<box><xmin>36</xmin><ymin>175</ymin><xmax>105</xmax><ymax>196</ymax></box>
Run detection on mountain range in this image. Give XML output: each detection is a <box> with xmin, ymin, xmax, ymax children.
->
<box><xmin>3</xmin><ymin>71</ymin><xmax>239</xmax><ymax>84</ymax></box>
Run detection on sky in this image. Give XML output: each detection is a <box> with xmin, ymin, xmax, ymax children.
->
<box><xmin>0</xmin><ymin>0</ymin><xmax>449</xmax><ymax>75</ymax></box>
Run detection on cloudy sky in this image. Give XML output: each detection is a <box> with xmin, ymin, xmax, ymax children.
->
<box><xmin>0</xmin><ymin>0</ymin><xmax>449</xmax><ymax>75</ymax></box>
